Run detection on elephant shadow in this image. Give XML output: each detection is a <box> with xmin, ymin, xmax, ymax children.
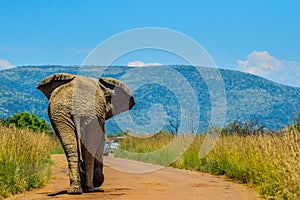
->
<box><xmin>47</xmin><ymin>188</ymin><xmax>104</xmax><ymax>197</ymax></box>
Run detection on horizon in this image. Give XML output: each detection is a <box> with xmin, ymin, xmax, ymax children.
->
<box><xmin>2</xmin><ymin>64</ymin><xmax>299</xmax><ymax>89</ymax></box>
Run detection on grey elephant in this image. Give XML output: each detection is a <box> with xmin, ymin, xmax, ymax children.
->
<box><xmin>37</xmin><ymin>73</ymin><xmax>135</xmax><ymax>194</ymax></box>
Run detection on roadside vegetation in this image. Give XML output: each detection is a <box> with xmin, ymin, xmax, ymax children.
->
<box><xmin>0</xmin><ymin>112</ymin><xmax>54</xmax><ymax>199</ymax></box>
<box><xmin>115</xmin><ymin>117</ymin><xmax>300</xmax><ymax>200</ymax></box>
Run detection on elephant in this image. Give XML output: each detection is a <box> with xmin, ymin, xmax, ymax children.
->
<box><xmin>37</xmin><ymin>73</ymin><xmax>135</xmax><ymax>194</ymax></box>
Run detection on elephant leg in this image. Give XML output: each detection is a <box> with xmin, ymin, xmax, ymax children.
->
<box><xmin>94</xmin><ymin>158</ymin><xmax>104</xmax><ymax>187</ymax></box>
<box><xmin>50</xmin><ymin>115</ymin><xmax>82</xmax><ymax>194</ymax></box>
<box><xmin>82</xmin><ymin>145</ymin><xmax>96</xmax><ymax>192</ymax></box>
<box><xmin>80</xmin><ymin>118</ymin><xmax>105</xmax><ymax>192</ymax></box>
<box><xmin>81</xmin><ymin>147</ymin><xmax>105</xmax><ymax>192</ymax></box>
<box><xmin>93</xmin><ymin>121</ymin><xmax>105</xmax><ymax>187</ymax></box>
<box><xmin>65</xmin><ymin>142</ymin><xmax>83</xmax><ymax>194</ymax></box>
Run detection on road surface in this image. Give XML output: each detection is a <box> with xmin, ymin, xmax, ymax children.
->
<box><xmin>9</xmin><ymin>154</ymin><xmax>258</xmax><ymax>200</ymax></box>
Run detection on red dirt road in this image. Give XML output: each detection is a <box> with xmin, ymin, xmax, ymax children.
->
<box><xmin>9</xmin><ymin>154</ymin><xmax>258</xmax><ymax>200</ymax></box>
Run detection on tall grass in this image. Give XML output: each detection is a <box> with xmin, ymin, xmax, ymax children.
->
<box><xmin>197</xmin><ymin>132</ymin><xmax>300</xmax><ymax>199</ymax></box>
<box><xmin>115</xmin><ymin>132</ymin><xmax>195</xmax><ymax>166</ymax></box>
<box><xmin>0</xmin><ymin>125</ymin><xmax>53</xmax><ymax>199</ymax></box>
<box><xmin>50</xmin><ymin>135</ymin><xmax>65</xmax><ymax>154</ymax></box>
<box><xmin>115</xmin><ymin>130</ymin><xmax>300</xmax><ymax>200</ymax></box>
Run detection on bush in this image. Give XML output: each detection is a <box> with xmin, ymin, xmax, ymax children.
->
<box><xmin>5</xmin><ymin>112</ymin><xmax>51</xmax><ymax>134</ymax></box>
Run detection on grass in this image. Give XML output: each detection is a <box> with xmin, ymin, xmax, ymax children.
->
<box><xmin>50</xmin><ymin>136</ymin><xmax>65</xmax><ymax>154</ymax></box>
<box><xmin>0</xmin><ymin>125</ymin><xmax>54</xmax><ymax>199</ymax></box>
<box><xmin>114</xmin><ymin>131</ymin><xmax>195</xmax><ymax>166</ymax></box>
<box><xmin>115</xmin><ymin>130</ymin><xmax>300</xmax><ymax>200</ymax></box>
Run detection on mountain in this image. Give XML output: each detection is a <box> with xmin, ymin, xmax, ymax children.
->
<box><xmin>0</xmin><ymin>65</ymin><xmax>299</xmax><ymax>134</ymax></box>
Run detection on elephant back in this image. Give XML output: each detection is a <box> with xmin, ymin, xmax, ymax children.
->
<box><xmin>37</xmin><ymin>73</ymin><xmax>76</xmax><ymax>99</ymax></box>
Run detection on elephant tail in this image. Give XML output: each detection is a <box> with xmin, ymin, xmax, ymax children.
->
<box><xmin>37</xmin><ymin>73</ymin><xmax>76</xmax><ymax>99</ymax></box>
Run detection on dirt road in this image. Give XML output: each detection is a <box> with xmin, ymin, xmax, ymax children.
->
<box><xmin>9</xmin><ymin>154</ymin><xmax>258</xmax><ymax>200</ymax></box>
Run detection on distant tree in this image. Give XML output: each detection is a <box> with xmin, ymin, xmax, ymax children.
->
<box><xmin>222</xmin><ymin>120</ymin><xmax>267</xmax><ymax>136</ymax></box>
<box><xmin>5</xmin><ymin>112</ymin><xmax>51</xmax><ymax>133</ymax></box>
<box><xmin>107</xmin><ymin>130</ymin><xmax>129</xmax><ymax>140</ymax></box>
<box><xmin>167</xmin><ymin>119</ymin><xmax>179</xmax><ymax>135</ymax></box>
<box><xmin>289</xmin><ymin>112</ymin><xmax>300</xmax><ymax>131</ymax></box>
<box><xmin>0</xmin><ymin>117</ymin><xmax>5</xmax><ymax>126</ymax></box>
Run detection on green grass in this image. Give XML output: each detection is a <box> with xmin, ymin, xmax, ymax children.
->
<box><xmin>50</xmin><ymin>136</ymin><xmax>65</xmax><ymax>154</ymax></box>
<box><xmin>115</xmin><ymin>130</ymin><xmax>300</xmax><ymax>200</ymax></box>
<box><xmin>0</xmin><ymin>125</ymin><xmax>54</xmax><ymax>199</ymax></box>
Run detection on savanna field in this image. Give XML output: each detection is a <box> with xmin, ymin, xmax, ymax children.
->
<box><xmin>115</xmin><ymin>129</ymin><xmax>300</xmax><ymax>200</ymax></box>
<box><xmin>0</xmin><ymin>124</ymin><xmax>299</xmax><ymax>199</ymax></box>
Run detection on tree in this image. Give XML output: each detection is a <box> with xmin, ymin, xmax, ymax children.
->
<box><xmin>289</xmin><ymin>112</ymin><xmax>300</xmax><ymax>131</ymax></box>
<box><xmin>167</xmin><ymin>119</ymin><xmax>179</xmax><ymax>135</ymax></box>
<box><xmin>0</xmin><ymin>117</ymin><xmax>5</xmax><ymax>126</ymax></box>
<box><xmin>222</xmin><ymin>120</ymin><xmax>267</xmax><ymax>136</ymax></box>
<box><xmin>5</xmin><ymin>112</ymin><xmax>51</xmax><ymax>133</ymax></box>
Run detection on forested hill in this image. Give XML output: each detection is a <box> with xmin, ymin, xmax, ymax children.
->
<box><xmin>1</xmin><ymin>65</ymin><xmax>299</xmax><ymax>134</ymax></box>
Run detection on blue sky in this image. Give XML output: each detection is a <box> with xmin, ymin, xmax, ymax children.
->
<box><xmin>0</xmin><ymin>0</ymin><xmax>299</xmax><ymax>86</ymax></box>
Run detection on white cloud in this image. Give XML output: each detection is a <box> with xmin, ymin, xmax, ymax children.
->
<box><xmin>0</xmin><ymin>59</ymin><xmax>15</xmax><ymax>70</ymax></box>
<box><xmin>127</xmin><ymin>60</ymin><xmax>162</xmax><ymax>67</ymax></box>
<box><xmin>237</xmin><ymin>51</ymin><xmax>300</xmax><ymax>87</ymax></box>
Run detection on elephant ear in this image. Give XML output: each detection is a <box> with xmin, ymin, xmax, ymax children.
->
<box><xmin>99</xmin><ymin>78</ymin><xmax>135</xmax><ymax>120</ymax></box>
<box><xmin>37</xmin><ymin>73</ymin><xmax>76</xmax><ymax>99</ymax></box>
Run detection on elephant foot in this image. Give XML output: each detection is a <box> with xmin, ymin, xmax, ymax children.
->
<box><xmin>67</xmin><ymin>184</ymin><xmax>83</xmax><ymax>195</ymax></box>
<box><xmin>83</xmin><ymin>186</ymin><xmax>103</xmax><ymax>193</ymax></box>
<box><xmin>93</xmin><ymin>168</ymin><xmax>104</xmax><ymax>187</ymax></box>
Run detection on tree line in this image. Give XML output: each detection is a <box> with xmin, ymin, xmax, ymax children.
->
<box><xmin>1</xmin><ymin>111</ymin><xmax>300</xmax><ymax>136</ymax></box>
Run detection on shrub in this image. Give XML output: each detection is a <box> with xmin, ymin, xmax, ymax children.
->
<box><xmin>5</xmin><ymin>112</ymin><xmax>51</xmax><ymax>134</ymax></box>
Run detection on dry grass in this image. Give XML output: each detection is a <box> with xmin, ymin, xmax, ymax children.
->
<box><xmin>0</xmin><ymin>125</ymin><xmax>53</xmax><ymax>199</ymax></box>
<box><xmin>115</xmin><ymin>130</ymin><xmax>300</xmax><ymax>200</ymax></box>
<box><xmin>198</xmin><ymin>131</ymin><xmax>300</xmax><ymax>199</ymax></box>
